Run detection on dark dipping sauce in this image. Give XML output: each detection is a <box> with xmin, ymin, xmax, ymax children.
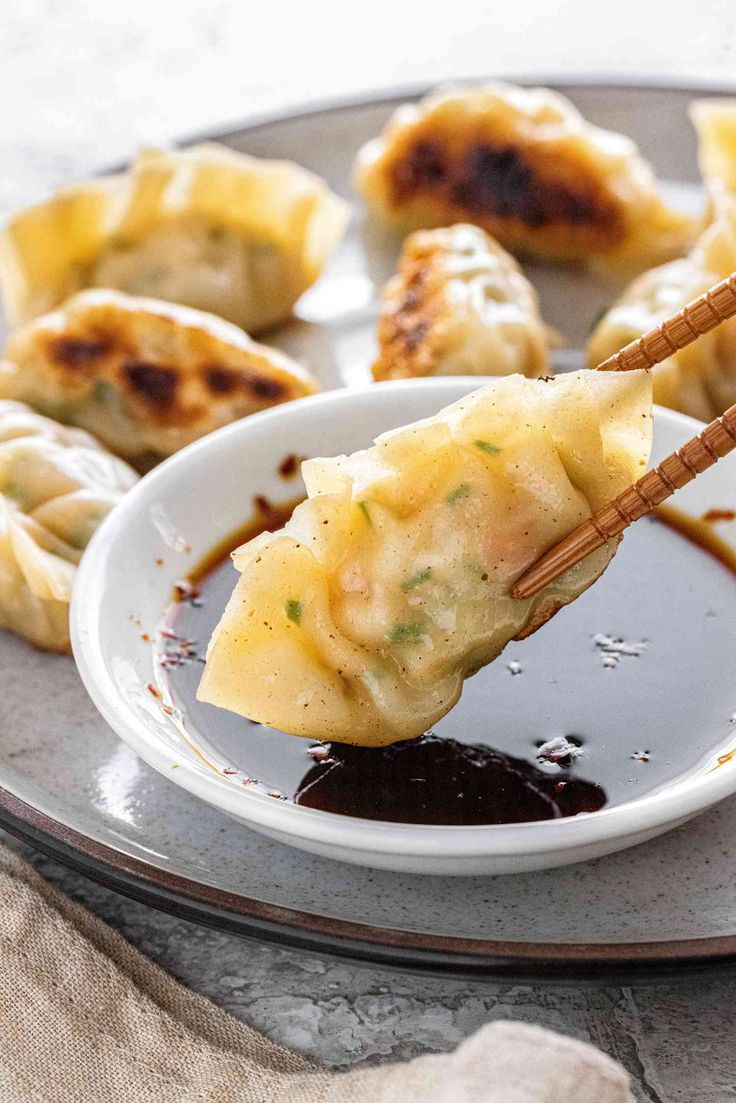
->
<box><xmin>162</xmin><ymin>498</ymin><xmax>736</xmax><ymax>827</ymax></box>
<box><xmin>295</xmin><ymin>735</ymin><xmax>605</xmax><ymax>824</ymax></box>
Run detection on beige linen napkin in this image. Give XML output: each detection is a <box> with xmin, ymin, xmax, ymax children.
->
<box><xmin>0</xmin><ymin>844</ymin><xmax>633</xmax><ymax>1102</ymax></box>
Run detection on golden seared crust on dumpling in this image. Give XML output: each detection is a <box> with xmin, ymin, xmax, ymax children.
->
<box><xmin>373</xmin><ymin>224</ymin><xmax>549</xmax><ymax>381</ymax></box>
<box><xmin>0</xmin><ymin>143</ymin><xmax>349</xmax><ymax>332</ymax></box>
<box><xmin>355</xmin><ymin>84</ymin><xmax>694</xmax><ymax>269</ymax></box>
<box><xmin>589</xmin><ymin>98</ymin><xmax>736</xmax><ymax>421</ymax></box>
<box><xmin>0</xmin><ymin>400</ymin><xmax>137</xmax><ymax>652</ymax></box>
<box><xmin>1</xmin><ymin>290</ymin><xmax>319</xmax><ymax>468</ymax></box>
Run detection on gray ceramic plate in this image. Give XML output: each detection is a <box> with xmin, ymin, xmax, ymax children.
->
<box><xmin>2</xmin><ymin>79</ymin><xmax>736</xmax><ymax>975</ymax></box>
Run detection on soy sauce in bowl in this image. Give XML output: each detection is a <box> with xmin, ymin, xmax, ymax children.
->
<box><xmin>295</xmin><ymin>735</ymin><xmax>605</xmax><ymax>824</ymax></box>
<box><xmin>157</xmin><ymin>497</ymin><xmax>736</xmax><ymax>826</ymax></box>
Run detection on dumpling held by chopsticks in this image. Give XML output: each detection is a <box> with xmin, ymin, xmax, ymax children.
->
<box><xmin>198</xmin><ymin>370</ymin><xmax>653</xmax><ymax>747</ymax></box>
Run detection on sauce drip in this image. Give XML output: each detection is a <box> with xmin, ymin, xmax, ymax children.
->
<box><xmin>187</xmin><ymin>495</ymin><xmax>303</xmax><ymax>586</ymax></box>
<box><xmin>702</xmin><ymin>508</ymin><xmax>736</xmax><ymax>523</ymax></box>
<box><xmin>655</xmin><ymin>505</ymin><xmax>736</xmax><ymax>577</ymax></box>
<box><xmin>295</xmin><ymin>735</ymin><xmax>606</xmax><ymax>824</ymax></box>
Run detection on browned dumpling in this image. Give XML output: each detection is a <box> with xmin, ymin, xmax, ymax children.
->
<box><xmin>373</xmin><ymin>224</ymin><xmax>550</xmax><ymax>381</ymax></box>
<box><xmin>355</xmin><ymin>84</ymin><xmax>694</xmax><ymax>270</ymax></box>
<box><xmin>1</xmin><ymin>290</ymin><xmax>318</xmax><ymax>468</ymax></box>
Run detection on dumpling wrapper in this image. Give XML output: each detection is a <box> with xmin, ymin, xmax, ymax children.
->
<box><xmin>588</xmin><ymin>99</ymin><xmax>736</xmax><ymax>421</ymax></box>
<box><xmin>0</xmin><ymin>401</ymin><xmax>137</xmax><ymax>652</ymax></box>
<box><xmin>373</xmin><ymin>224</ymin><xmax>550</xmax><ymax>381</ymax></box>
<box><xmin>1</xmin><ymin>290</ymin><xmax>319</xmax><ymax>468</ymax></box>
<box><xmin>0</xmin><ymin>143</ymin><xmax>349</xmax><ymax>333</ymax></box>
<box><xmin>199</xmin><ymin>370</ymin><xmax>653</xmax><ymax>747</ymax></box>
<box><xmin>355</xmin><ymin>84</ymin><xmax>694</xmax><ymax>270</ymax></box>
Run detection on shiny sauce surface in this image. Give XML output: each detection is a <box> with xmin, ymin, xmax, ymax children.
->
<box><xmin>159</xmin><ymin>500</ymin><xmax>736</xmax><ymax>826</ymax></box>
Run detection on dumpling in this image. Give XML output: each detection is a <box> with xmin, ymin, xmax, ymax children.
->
<box><xmin>587</xmin><ymin>226</ymin><xmax>735</xmax><ymax>420</ymax></box>
<box><xmin>198</xmin><ymin>370</ymin><xmax>652</xmax><ymax>747</ymax></box>
<box><xmin>691</xmin><ymin>98</ymin><xmax>736</xmax><ymax>195</ymax></box>
<box><xmin>0</xmin><ymin>401</ymin><xmax>137</xmax><ymax>652</ymax></box>
<box><xmin>588</xmin><ymin>99</ymin><xmax>736</xmax><ymax>421</ymax></box>
<box><xmin>372</xmin><ymin>223</ymin><xmax>550</xmax><ymax>381</ymax></box>
<box><xmin>355</xmin><ymin>84</ymin><xmax>693</xmax><ymax>269</ymax></box>
<box><xmin>1</xmin><ymin>289</ymin><xmax>319</xmax><ymax>468</ymax></box>
<box><xmin>0</xmin><ymin>143</ymin><xmax>349</xmax><ymax>333</ymax></box>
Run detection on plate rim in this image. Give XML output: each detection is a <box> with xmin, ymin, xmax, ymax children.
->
<box><xmin>5</xmin><ymin>784</ymin><xmax>736</xmax><ymax>979</ymax></box>
<box><xmin>4</xmin><ymin>76</ymin><xmax>736</xmax><ymax>975</ymax></box>
<box><xmin>178</xmin><ymin>72</ymin><xmax>736</xmax><ymax>154</ymax></box>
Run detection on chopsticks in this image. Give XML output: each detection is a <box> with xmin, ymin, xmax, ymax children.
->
<box><xmin>511</xmin><ymin>273</ymin><xmax>736</xmax><ymax>601</ymax></box>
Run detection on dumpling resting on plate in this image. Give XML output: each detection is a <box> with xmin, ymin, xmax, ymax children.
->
<box><xmin>354</xmin><ymin>84</ymin><xmax>693</xmax><ymax>269</ymax></box>
<box><xmin>372</xmin><ymin>223</ymin><xmax>550</xmax><ymax>382</ymax></box>
<box><xmin>0</xmin><ymin>143</ymin><xmax>349</xmax><ymax>333</ymax></box>
<box><xmin>0</xmin><ymin>401</ymin><xmax>137</xmax><ymax>652</ymax></box>
<box><xmin>198</xmin><ymin>370</ymin><xmax>653</xmax><ymax>747</ymax></box>
<box><xmin>588</xmin><ymin>99</ymin><xmax>736</xmax><ymax>421</ymax></box>
<box><xmin>1</xmin><ymin>289</ymin><xmax>319</xmax><ymax>468</ymax></box>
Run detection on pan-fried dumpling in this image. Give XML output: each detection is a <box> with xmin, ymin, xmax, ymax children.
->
<box><xmin>355</xmin><ymin>84</ymin><xmax>693</xmax><ymax>269</ymax></box>
<box><xmin>0</xmin><ymin>143</ymin><xmax>349</xmax><ymax>333</ymax></box>
<box><xmin>199</xmin><ymin>370</ymin><xmax>652</xmax><ymax>747</ymax></box>
<box><xmin>588</xmin><ymin>99</ymin><xmax>736</xmax><ymax>420</ymax></box>
<box><xmin>1</xmin><ymin>290</ymin><xmax>319</xmax><ymax>468</ymax></box>
<box><xmin>372</xmin><ymin>224</ymin><xmax>550</xmax><ymax>381</ymax></box>
<box><xmin>0</xmin><ymin>401</ymin><xmax>137</xmax><ymax>652</ymax></box>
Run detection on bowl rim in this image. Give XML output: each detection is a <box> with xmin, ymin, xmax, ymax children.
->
<box><xmin>70</xmin><ymin>377</ymin><xmax>736</xmax><ymax>861</ymax></box>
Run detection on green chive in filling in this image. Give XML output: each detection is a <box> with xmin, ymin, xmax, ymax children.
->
<box><xmin>474</xmin><ymin>439</ymin><xmax>502</xmax><ymax>455</ymax></box>
<box><xmin>445</xmin><ymin>483</ymin><xmax>470</xmax><ymax>505</ymax></box>
<box><xmin>401</xmin><ymin>567</ymin><xmax>432</xmax><ymax>592</ymax></box>
<box><xmin>389</xmin><ymin>622</ymin><xmax>424</xmax><ymax>644</ymax></box>
<box><xmin>285</xmin><ymin>599</ymin><xmax>303</xmax><ymax>624</ymax></box>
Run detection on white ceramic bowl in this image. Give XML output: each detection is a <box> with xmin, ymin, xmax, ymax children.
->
<box><xmin>71</xmin><ymin>380</ymin><xmax>736</xmax><ymax>875</ymax></box>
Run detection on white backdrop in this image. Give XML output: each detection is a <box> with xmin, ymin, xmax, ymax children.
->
<box><xmin>1</xmin><ymin>0</ymin><xmax>735</xmax><ymax>210</ymax></box>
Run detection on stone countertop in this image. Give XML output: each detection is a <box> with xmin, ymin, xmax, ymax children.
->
<box><xmin>3</xmin><ymin>3</ymin><xmax>736</xmax><ymax>1099</ymax></box>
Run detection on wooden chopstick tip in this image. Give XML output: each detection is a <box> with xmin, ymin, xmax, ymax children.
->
<box><xmin>509</xmin><ymin>578</ymin><xmax>531</xmax><ymax>600</ymax></box>
<box><xmin>509</xmin><ymin>274</ymin><xmax>736</xmax><ymax>599</ymax></box>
